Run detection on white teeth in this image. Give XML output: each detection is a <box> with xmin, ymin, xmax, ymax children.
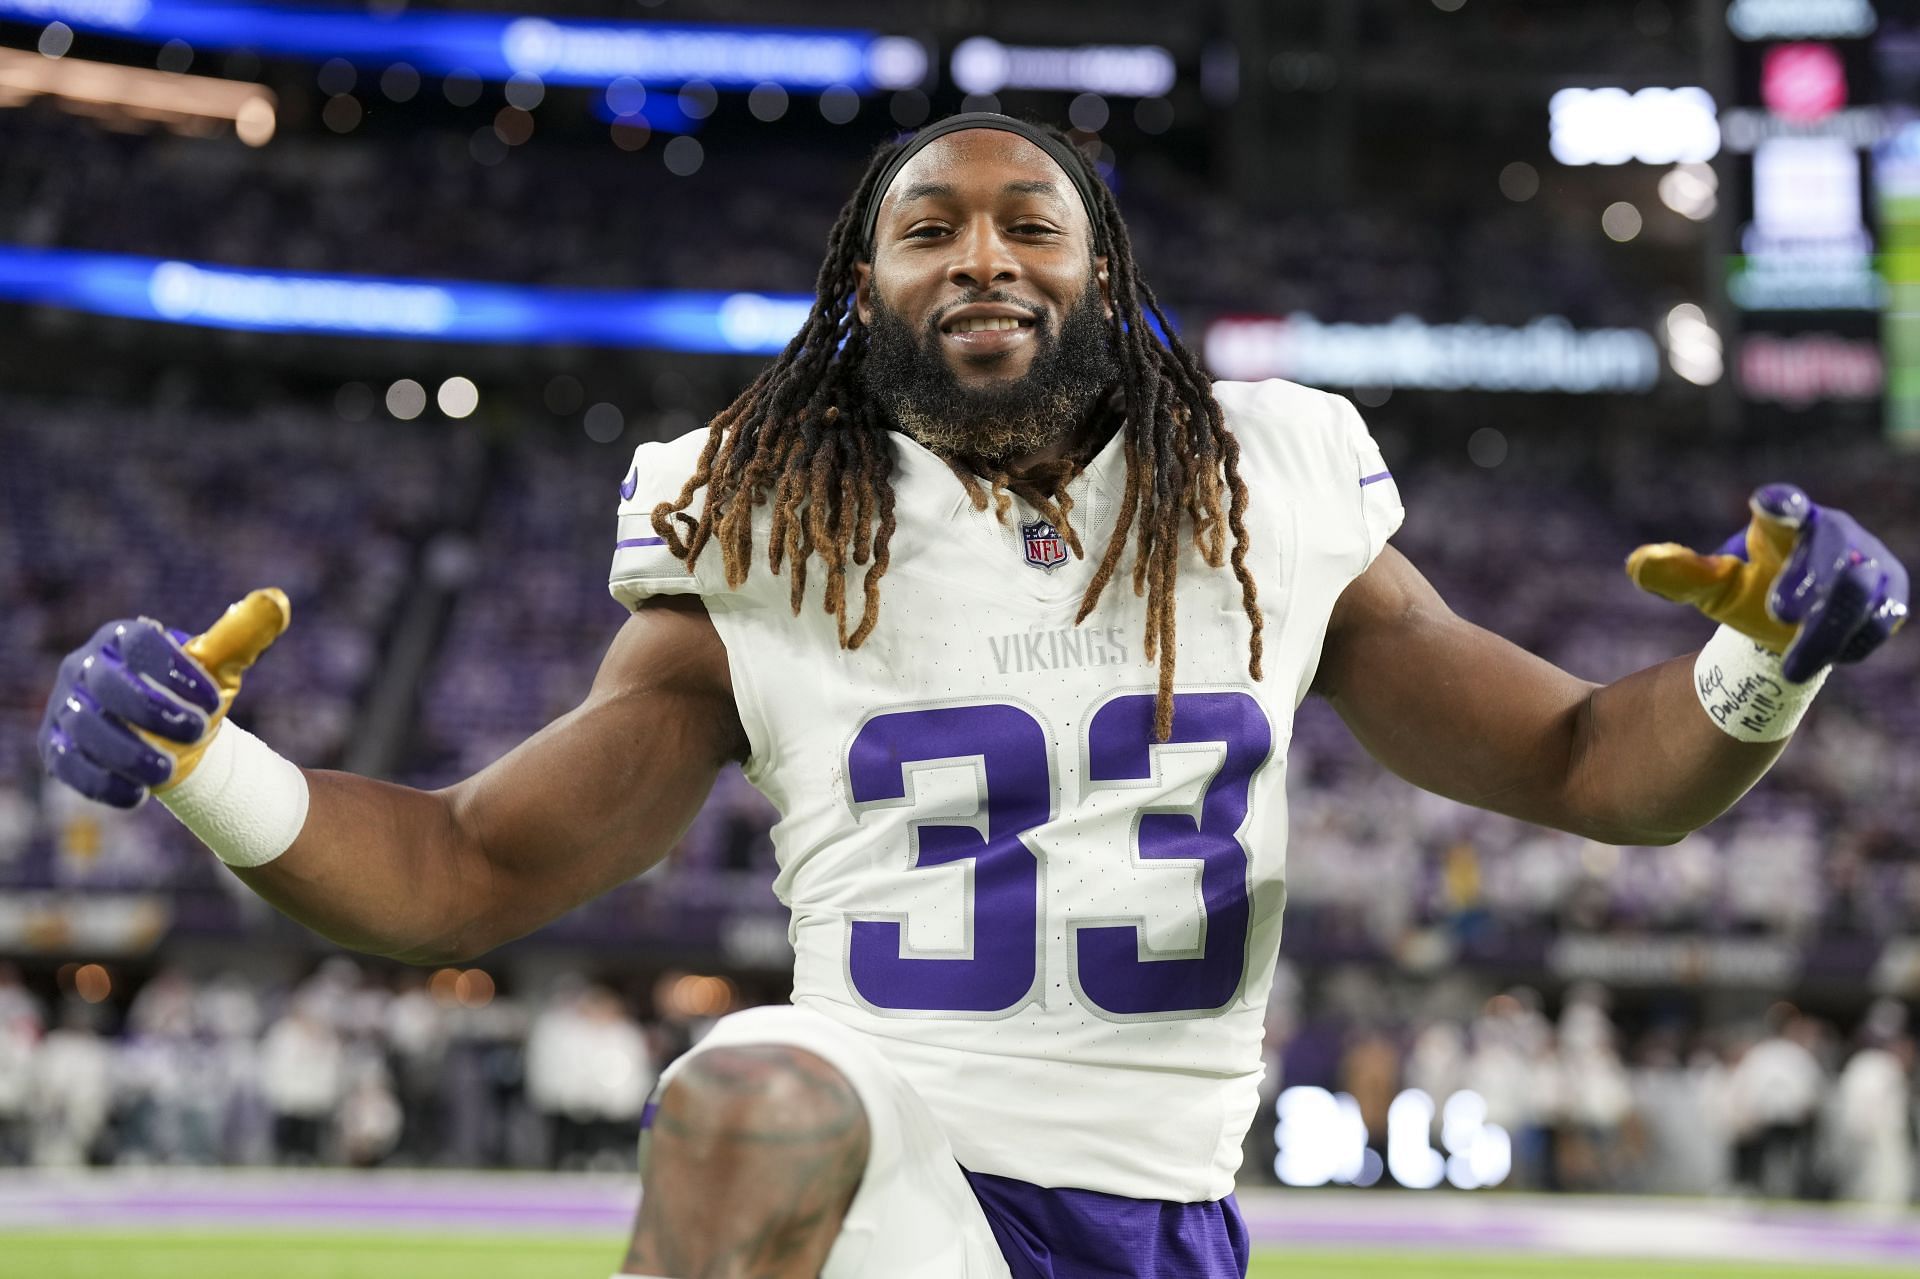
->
<box><xmin>950</xmin><ymin>316</ymin><xmax>1027</xmax><ymax>333</ymax></box>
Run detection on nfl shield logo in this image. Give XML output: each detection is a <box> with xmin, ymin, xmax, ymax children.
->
<box><xmin>1021</xmin><ymin>519</ymin><xmax>1068</xmax><ymax>572</ymax></box>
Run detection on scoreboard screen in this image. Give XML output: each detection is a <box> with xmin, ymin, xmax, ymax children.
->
<box><xmin>1878</xmin><ymin>12</ymin><xmax>1920</xmax><ymax>446</ymax></box>
<box><xmin>1724</xmin><ymin>7</ymin><xmax>1888</xmax><ymax>430</ymax></box>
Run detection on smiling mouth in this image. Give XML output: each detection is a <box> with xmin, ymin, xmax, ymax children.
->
<box><xmin>945</xmin><ymin>316</ymin><xmax>1035</xmax><ymax>334</ymax></box>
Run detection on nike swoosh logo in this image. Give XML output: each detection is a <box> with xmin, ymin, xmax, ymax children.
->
<box><xmin>619</xmin><ymin>469</ymin><xmax>638</xmax><ymax>501</ymax></box>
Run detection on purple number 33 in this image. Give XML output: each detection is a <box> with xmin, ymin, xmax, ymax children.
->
<box><xmin>846</xmin><ymin>693</ymin><xmax>1272</xmax><ymax>1019</ymax></box>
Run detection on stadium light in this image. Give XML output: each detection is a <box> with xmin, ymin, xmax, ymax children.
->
<box><xmin>1659</xmin><ymin>164</ymin><xmax>1718</xmax><ymax>221</ymax></box>
<box><xmin>0</xmin><ymin>46</ymin><xmax>275</xmax><ymax>144</ymax></box>
<box><xmin>386</xmin><ymin>380</ymin><xmax>427</xmax><ymax>421</ymax></box>
<box><xmin>1665</xmin><ymin>305</ymin><xmax>1724</xmax><ymax>387</ymax></box>
<box><xmin>37</xmin><ymin>19</ymin><xmax>71</xmax><ymax>57</ymax></box>
<box><xmin>0</xmin><ymin>244</ymin><xmax>822</xmax><ymax>352</ymax></box>
<box><xmin>0</xmin><ymin>0</ymin><xmax>929</xmax><ymax>93</ymax></box>
<box><xmin>1602</xmin><ymin>201</ymin><xmax>1644</xmax><ymax>242</ymax></box>
<box><xmin>437</xmin><ymin>377</ymin><xmax>479</xmax><ymax>419</ymax></box>
<box><xmin>1549</xmin><ymin>87</ymin><xmax>1720</xmax><ymax>166</ymax></box>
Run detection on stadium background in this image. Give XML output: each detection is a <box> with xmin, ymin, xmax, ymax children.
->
<box><xmin>1</xmin><ymin>0</ymin><xmax>1917</xmax><ymax>1275</ymax></box>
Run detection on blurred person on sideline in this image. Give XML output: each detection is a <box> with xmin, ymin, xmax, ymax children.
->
<box><xmin>525</xmin><ymin>979</ymin><xmax>588</xmax><ymax>1165</ymax></box>
<box><xmin>1468</xmin><ymin>991</ymin><xmax>1559</xmax><ymax>1190</ymax></box>
<box><xmin>382</xmin><ymin>970</ymin><xmax>449</xmax><ymax>1162</ymax></box>
<box><xmin>0</xmin><ymin>777</ymin><xmax>31</xmax><ymax>873</ymax></box>
<box><xmin>1729</xmin><ymin>1010</ymin><xmax>1828</xmax><ymax>1199</ymax></box>
<box><xmin>1625</xmin><ymin>1023</ymin><xmax>1723</xmax><ymax>1195</ymax></box>
<box><xmin>0</xmin><ymin>963</ymin><xmax>41</xmax><ymax>1163</ymax></box>
<box><xmin>257</xmin><ymin>993</ymin><xmax>344</xmax><ymax>1164</ymax></box>
<box><xmin>337</xmin><ymin>1061</ymin><xmax>404</xmax><ymax>1168</ymax></box>
<box><xmin>36</xmin><ymin>110</ymin><xmax>1910</xmax><ymax>1277</ymax></box>
<box><xmin>30</xmin><ymin>999</ymin><xmax>112</xmax><ymax>1165</ymax></box>
<box><xmin>1553</xmin><ymin>992</ymin><xmax>1636</xmax><ymax>1191</ymax></box>
<box><xmin>1337</xmin><ymin>1029</ymin><xmax>1400</xmax><ymax>1170</ymax></box>
<box><xmin>1403</xmin><ymin>1020</ymin><xmax>1468</xmax><ymax>1109</ymax></box>
<box><xmin>192</xmin><ymin>973</ymin><xmax>269</xmax><ymax>1163</ymax></box>
<box><xmin>116</xmin><ymin>967</ymin><xmax>199</xmax><ymax>1164</ymax></box>
<box><xmin>1831</xmin><ymin>1000</ymin><xmax>1915</xmax><ymax>1210</ymax></box>
<box><xmin>573</xmin><ymin>986</ymin><xmax>653</xmax><ymax>1169</ymax></box>
<box><xmin>528</xmin><ymin>984</ymin><xmax>652</xmax><ymax>1170</ymax></box>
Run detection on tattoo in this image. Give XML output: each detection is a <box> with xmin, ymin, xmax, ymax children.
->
<box><xmin>624</xmin><ymin>1045</ymin><xmax>870</xmax><ymax>1278</ymax></box>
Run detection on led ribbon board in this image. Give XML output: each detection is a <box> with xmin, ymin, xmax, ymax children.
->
<box><xmin>0</xmin><ymin>1</ymin><xmax>928</xmax><ymax>90</ymax></box>
<box><xmin>1204</xmin><ymin>313</ymin><xmax>1661</xmax><ymax>394</ymax></box>
<box><xmin>0</xmin><ymin>245</ymin><xmax>815</xmax><ymax>352</ymax></box>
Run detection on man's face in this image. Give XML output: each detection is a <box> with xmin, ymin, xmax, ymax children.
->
<box><xmin>855</xmin><ymin>130</ymin><xmax>1117</xmax><ymax>463</ymax></box>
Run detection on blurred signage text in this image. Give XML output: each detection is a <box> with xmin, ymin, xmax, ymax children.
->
<box><xmin>1740</xmin><ymin>333</ymin><xmax>1884</xmax><ymax>404</ymax></box>
<box><xmin>0</xmin><ymin>893</ymin><xmax>171</xmax><ymax>954</ymax></box>
<box><xmin>1727</xmin><ymin>0</ymin><xmax>1878</xmax><ymax>41</ymax></box>
<box><xmin>1274</xmin><ymin>1087</ymin><xmax>1511</xmax><ymax>1191</ymax></box>
<box><xmin>1548</xmin><ymin>934</ymin><xmax>1801</xmax><ymax>986</ymax></box>
<box><xmin>1719</xmin><ymin>105</ymin><xmax>1890</xmax><ymax>152</ymax></box>
<box><xmin>950</xmin><ymin>36</ymin><xmax>1175</xmax><ymax>97</ymax></box>
<box><xmin>1204</xmin><ymin>314</ymin><xmax>1661</xmax><ymax>394</ymax></box>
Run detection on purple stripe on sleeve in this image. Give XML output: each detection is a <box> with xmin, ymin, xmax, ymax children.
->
<box><xmin>1359</xmin><ymin>470</ymin><xmax>1393</xmax><ymax>488</ymax></box>
<box><xmin>639</xmin><ymin>1101</ymin><xmax>660</xmax><ymax>1131</ymax></box>
<box><xmin>616</xmin><ymin>537</ymin><xmax>667</xmax><ymax>549</ymax></box>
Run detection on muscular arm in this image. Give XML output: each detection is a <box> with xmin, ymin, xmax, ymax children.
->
<box><xmin>233</xmin><ymin>596</ymin><xmax>747</xmax><ymax>964</ymax></box>
<box><xmin>1313</xmin><ymin>547</ymin><xmax>1785</xmax><ymax>846</ymax></box>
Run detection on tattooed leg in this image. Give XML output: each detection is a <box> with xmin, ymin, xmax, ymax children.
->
<box><xmin>623</xmin><ymin>1044</ymin><xmax>870</xmax><ymax>1279</ymax></box>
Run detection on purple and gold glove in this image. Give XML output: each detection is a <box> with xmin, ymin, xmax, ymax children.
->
<box><xmin>1626</xmin><ymin>484</ymin><xmax>1908</xmax><ymax>684</ymax></box>
<box><xmin>39</xmin><ymin>590</ymin><xmax>292</xmax><ymax>809</ymax></box>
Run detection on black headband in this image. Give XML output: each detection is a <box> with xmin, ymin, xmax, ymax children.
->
<box><xmin>860</xmin><ymin>112</ymin><xmax>1104</xmax><ymax>258</ymax></box>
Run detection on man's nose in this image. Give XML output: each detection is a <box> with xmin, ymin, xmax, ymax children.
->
<box><xmin>945</xmin><ymin>217</ymin><xmax>1020</xmax><ymax>292</ymax></box>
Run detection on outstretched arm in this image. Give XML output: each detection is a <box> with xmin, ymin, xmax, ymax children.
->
<box><xmin>243</xmin><ymin>596</ymin><xmax>746</xmax><ymax>962</ymax></box>
<box><xmin>1315</xmin><ymin>483</ymin><xmax>1906</xmax><ymax>845</ymax></box>
<box><xmin>42</xmin><ymin>595</ymin><xmax>746</xmax><ymax>963</ymax></box>
<box><xmin>1313</xmin><ymin>546</ymin><xmax>1778</xmax><ymax>846</ymax></box>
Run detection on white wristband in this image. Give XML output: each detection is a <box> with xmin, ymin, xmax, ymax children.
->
<box><xmin>158</xmin><ymin>723</ymin><xmax>310</xmax><ymax>868</ymax></box>
<box><xmin>1693</xmin><ymin>625</ymin><xmax>1828</xmax><ymax>743</ymax></box>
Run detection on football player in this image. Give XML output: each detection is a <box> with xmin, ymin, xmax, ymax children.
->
<box><xmin>40</xmin><ymin>115</ymin><xmax>1907</xmax><ymax>1277</ymax></box>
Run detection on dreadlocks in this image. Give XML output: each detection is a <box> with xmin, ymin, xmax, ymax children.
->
<box><xmin>651</xmin><ymin>122</ymin><xmax>1261</xmax><ymax>740</ymax></box>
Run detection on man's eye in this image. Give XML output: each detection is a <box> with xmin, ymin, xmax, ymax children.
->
<box><xmin>1013</xmin><ymin>223</ymin><xmax>1060</xmax><ymax>235</ymax></box>
<box><xmin>906</xmin><ymin>226</ymin><xmax>948</xmax><ymax>239</ymax></box>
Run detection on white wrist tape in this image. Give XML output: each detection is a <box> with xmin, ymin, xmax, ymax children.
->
<box><xmin>158</xmin><ymin>723</ymin><xmax>310</xmax><ymax>868</ymax></box>
<box><xmin>1693</xmin><ymin>625</ymin><xmax>1828</xmax><ymax>743</ymax></box>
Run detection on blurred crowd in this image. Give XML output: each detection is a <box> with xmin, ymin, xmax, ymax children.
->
<box><xmin>0</xmin><ymin>109</ymin><xmax>1644</xmax><ymax>327</ymax></box>
<box><xmin>4</xmin><ymin>954</ymin><xmax>1915</xmax><ymax>1209</ymax></box>
<box><xmin>0</xmin><ymin>958</ymin><xmax>677</xmax><ymax>1172</ymax></box>
<box><xmin>2</xmin><ymin>400</ymin><xmax>1917</xmax><ymax>949</ymax></box>
<box><xmin>0</xmin><ymin>403</ymin><xmax>469</xmax><ymax>894</ymax></box>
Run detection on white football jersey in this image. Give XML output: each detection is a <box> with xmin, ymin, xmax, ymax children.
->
<box><xmin>610</xmin><ymin>378</ymin><xmax>1402</xmax><ymax>1202</ymax></box>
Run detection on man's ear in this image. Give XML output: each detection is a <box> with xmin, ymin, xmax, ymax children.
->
<box><xmin>1095</xmin><ymin>254</ymin><xmax>1112</xmax><ymax>321</ymax></box>
<box><xmin>855</xmin><ymin>261</ymin><xmax>873</xmax><ymax>325</ymax></box>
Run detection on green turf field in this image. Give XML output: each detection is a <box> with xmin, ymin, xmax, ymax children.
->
<box><xmin>4</xmin><ymin>1231</ymin><xmax>1915</xmax><ymax>1279</ymax></box>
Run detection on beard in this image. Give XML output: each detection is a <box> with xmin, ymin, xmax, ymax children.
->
<box><xmin>860</xmin><ymin>276</ymin><xmax>1119</xmax><ymax>470</ymax></box>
